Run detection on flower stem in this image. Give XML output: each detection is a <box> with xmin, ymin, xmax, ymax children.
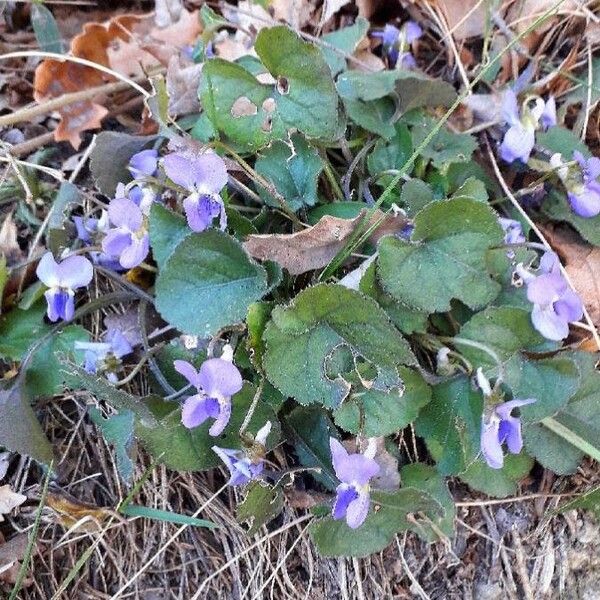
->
<box><xmin>542</xmin><ymin>417</ymin><xmax>600</xmax><ymax>463</ymax></box>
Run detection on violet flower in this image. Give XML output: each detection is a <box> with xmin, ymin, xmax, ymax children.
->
<box><xmin>330</xmin><ymin>438</ymin><xmax>380</xmax><ymax>529</ymax></box>
<box><xmin>481</xmin><ymin>398</ymin><xmax>536</xmax><ymax>469</ymax></box>
<box><xmin>500</xmin><ymin>90</ymin><xmax>556</xmax><ymax>164</ymax></box>
<box><xmin>499</xmin><ymin>217</ymin><xmax>525</xmax><ymax>245</ymax></box>
<box><xmin>517</xmin><ymin>251</ymin><xmax>583</xmax><ymax>341</ymax></box>
<box><xmin>73</xmin><ymin>212</ymin><xmax>123</xmax><ymax>270</ymax></box>
<box><xmin>162</xmin><ymin>152</ymin><xmax>228</xmax><ymax>232</ymax></box>
<box><xmin>101</xmin><ymin>196</ymin><xmax>149</xmax><ymax>269</ymax></box>
<box><xmin>212</xmin><ymin>421</ymin><xmax>271</xmax><ymax>486</ymax></box>
<box><xmin>75</xmin><ymin>328</ymin><xmax>133</xmax><ymax>383</ymax></box>
<box><xmin>175</xmin><ymin>354</ymin><xmax>243</xmax><ymax>436</ymax></box>
<box><xmin>36</xmin><ymin>252</ymin><xmax>94</xmax><ymax>322</ymax></box>
<box><xmin>372</xmin><ymin>21</ymin><xmax>422</xmax><ymax>69</ymax></box>
<box><xmin>567</xmin><ymin>151</ymin><xmax>600</xmax><ymax>217</ymax></box>
<box><xmin>128</xmin><ymin>149</ymin><xmax>158</xmax><ymax>179</ymax></box>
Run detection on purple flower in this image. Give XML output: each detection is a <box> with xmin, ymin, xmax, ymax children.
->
<box><xmin>481</xmin><ymin>398</ymin><xmax>536</xmax><ymax>469</ymax></box>
<box><xmin>567</xmin><ymin>151</ymin><xmax>600</xmax><ymax>217</ymax></box>
<box><xmin>499</xmin><ymin>217</ymin><xmax>525</xmax><ymax>245</ymax></box>
<box><xmin>75</xmin><ymin>328</ymin><xmax>133</xmax><ymax>383</ymax></box>
<box><xmin>36</xmin><ymin>252</ymin><xmax>94</xmax><ymax>322</ymax></box>
<box><xmin>175</xmin><ymin>356</ymin><xmax>243</xmax><ymax>436</ymax></box>
<box><xmin>101</xmin><ymin>197</ymin><xmax>149</xmax><ymax>269</ymax></box>
<box><xmin>330</xmin><ymin>438</ymin><xmax>380</xmax><ymax>529</ymax></box>
<box><xmin>73</xmin><ymin>213</ymin><xmax>123</xmax><ymax>270</ymax></box>
<box><xmin>212</xmin><ymin>421</ymin><xmax>271</xmax><ymax>486</ymax></box>
<box><xmin>500</xmin><ymin>91</ymin><xmax>555</xmax><ymax>164</ymax></box>
<box><xmin>128</xmin><ymin>149</ymin><xmax>158</xmax><ymax>178</ymax></box>
<box><xmin>372</xmin><ymin>21</ymin><xmax>422</xmax><ymax>69</ymax></box>
<box><xmin>518</xmin><ymin>251</ymin><xmax>583</xmax><ymax>340</ymax></box>
<box><xmin>162</xmin><ymin>152</ymin><xmax>228</xmax><ymax>233</ymax></box>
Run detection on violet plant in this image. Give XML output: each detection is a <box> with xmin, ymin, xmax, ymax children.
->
<box><xmin>5</xmin><ymin>19</ymin><xmax>600</xmax><ymax>561</ymax></box>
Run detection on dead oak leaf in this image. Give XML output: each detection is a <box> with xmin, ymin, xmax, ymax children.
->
<box><xmin>0</xmin><ymin>485</ymin><xmax>26</xmax><ymax>522</ymax></box>
<box><xmin>243</xmin><ymin>210</ymin><xmax>407</xmax><ymax>275</ymax></box>
<box><xmin>33</xmin><ymin>10</ymin><xmax>201</xmax><ymax>149</ymax></box>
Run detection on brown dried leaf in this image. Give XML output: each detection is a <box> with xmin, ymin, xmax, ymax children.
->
<box><xmin>427</xmin><ymin>0</ymin><xmax>487</xmax><ymax>40</ymax></box>
<box><xmin>243</xmin><ymin>210</ymin><xmax>407</xmax><ymax>275</ymax></box>
<box><xmin>0</xmin><ymin>485</ymin><xmax>26</xmax><ymax>522</ymax></box>
<box><xmin>166</xmin><ymin>55</ymin><xmax>202</xmax><ymax>117</ymax></box>
<box><xmin>0</xmin><ymin>533</ymin><xmax>29</xmax><ymax>584</ymax></box>
<box><xmin>0</xmin><ymin>214</ymin><xmax>23</xmax><ymax>266</ymax></box>
<box><xmin>46</xmin><ymin>490</ymin><xmax>112</xmax><ymax>532</ymax></box>
<box><xmin>321</xmin><ymin>0</ymin><xmax>351</xmax><ymax>25</ymax></box>
<box><xmin>33</xmin><ymin>11</ymin><xmax>200</xmax><ymax>149</ymax></box>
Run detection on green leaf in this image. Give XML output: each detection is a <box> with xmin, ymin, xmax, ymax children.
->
<box><xmin>25</xmin><ymin>325</ymin><xmax>88</xmax><ymax>397</ymax></box>
<box><xmin>255</xmin><ymin>133</ymin><xmax>324</xmax><ymax>210</ymax></box>
<box><xmin>400</xmin><ymin>463</ymin><xmax>455</xmax><ymax>541</ymax></box>
<box><xmin>530</xmin><ymin>351</ymin><xmax>600</xmax><ymax>472</ymax></box>
<box><xmin>0</xmin><ymin>383</ymin><xmax>54</xmax><ymax>466</ymax></box>
<box><xmin>458</xmin><ymin>307</ymin><xmax>579</xmax><ymax>422</ymax></box>
<box><xmin>284</xmin><ymin>406</ymin><xmax>339</xmax><ymax>490</ymax></box>
<box><xmin>359</xmin><ymin>261</ymin><xmax>428</xmax><ymax>334</ymax></box>
<box><xmin>415</xmin><ymin>376</ymin><xmax>482</xmax><ymax>475</ymax></box>
<box><xmin>263</xmin><ymin>284</ymin><xmax>415</xmax><ymax>408</ymax></box>
<box><xmin>541</xmin><ymin>189</ymin><xmax>600</xmax><ymax>246</ymax></box>
<box><xmin>149</xmin><ymin>203</ymin><xmax>189</xmax><ymax>269</ymax></box>
<box><xmin>321</xmin><ymin>17</ymin><xmax>370</xmax><ymax>76</ymax></box>
<box><xmin>459</xmin><ymin>453</ymin><xmax>534</xmax><ymax>498</ymax></box>
<box><xmin>89</xmin><ymin>407</ymin><xmax>135</xmax><ymax>483</ymax></box>
<box><xmin>237</xmin><ymin>481</ymin><xmax>284</xmax><ymax>535</ymax></box>
<box><xmin>89</xmin><ymin>132</ymin><xmax>156</xmax><ymax>196</ymax></box>
<box><xmin>523</xmin><ymin>423</ymin><xmax>582</xmax><ymax>475</ymax></box>
<box><xmin>451</xmin><ymin>177</ymin><xmax>488</xmax><ymax>202</ymax></box>
<box><xmin>403</xmin><ymin>111</ymin><xmax>477</xmax><ymax>169</ymax></box>
<box><xmin>377</xmin><ymin>198</ymin><xmax>503</xmax><ymax>312</ymax></box>
<box><xmin>310</xmin><ymin>488</ymin><xmax>443</xmax><ymax>557</ymax></box>
<box><xmin>342</xmin><ymin>96</ymin><xmax>396</xmax><ymax>138</ymax></box>
<box><xmin>536</xmin><ymin>127</ymin><xmax>590</xmax><ymax>158</ymax></box>
<box><xmin>155</xmin><ymin>230</ymin><xmax>269</xmax><ymax>337</ymax></box>
<box><xmin>336</xmin><ymin>70</ymin><xmax>456</xmax><ymax>112</ymax></box>
<box><xmin>367</xmin><ymin>123</ymin><xmax>413</xmax><ymax>187</ymax></box>
<box><xmin>47</xmin><ymin>182</ymin><xmax>80</xmax><ymax>255</ymax></box>
<box><xmin>246</xmin><ymin>301</ymin><xmax>274</xmax><ymax>370</ymax></box>
<box><xmin>31</xmin><ymin>3</ymin><xmax>63</xmax><ymax>53</ymax></box>
<box><xmin>121</xmin><ymin>504</ymin><xmax>216</xmax><ymax>528</ymax></box>
<box><xmin>399</xmin><ymin>179</ymin><xmax>434</xmax><ymax>217</ymax></box>
<box><xmin>334</xmin><ymin>367</ymin><xmax>431</xmax><ymax>436</ymax></box>
<box><xmin>136</xmin><ymin>383</ymin><xmax>277</xmax><ymax>471</ymax></box>
<box><xmin>200</xmin><ymin>26</ymin><xmax>339</xmax><ymax>151</ymax></box>
<box><xmin>0</xmin><ymin>302</ymin><xmax>51</xmax><ymax>360</ymax></box>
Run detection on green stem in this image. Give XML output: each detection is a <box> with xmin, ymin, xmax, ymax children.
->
<box><xmin>542</xmin><ymin>417</ymin><xmax>600</xmax><ymax>463</ymax></box>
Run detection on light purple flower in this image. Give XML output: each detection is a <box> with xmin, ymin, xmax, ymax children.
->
<box><xmin>128</xmin><ymin>149</ymin><xmax>158</xmax><ymax>178</ymax></box>
<box><xmin>75</xmin><ymin>328</ymin><xmax>133</xmax><ymax>383</ymax></box>
<box><xmin>372</xmin><ymin>21</ymin><xmax>422</xmax><ymax>69</ymax></box>
<box><xmin>518</xmin><ymin>251</ymin><xmax>583</xmax><ymax>340</ymax></box>
<box><xmin>36</xmin><ymin>252</ymin><xmax>94</xmax><ymax>322</ymax></box>
<box><xmin>175</xmin><ymin>356</ymin><xmax>243</xmax><ymax>436</ymax></box>
<box><xmin>101</xmin><ymin>197</ymin><xmax>149</xmax><ymax>269</ymax></box>
<box><xmin>567</xmin><ymin>151</ymin><xmax>600</xmax><ymax>217</ymax></box>
<box><xmin>499</xmin><ymin>217</ymin><xmax>525</xmax><ymax>245</ymax></box>
<box><xmin>162</xmin><ymin>152</ymin><xmax>228</xmax><ymax>233</ymax></box>
<box><xmin>330</xmin><ymin>438</ymin><xmax>380</xmax><ymax>529</ymax></box>
<box><xmin>481</xmin><ymin>398</ymin><xmax>536</xmax><ymax>469</ymax></box>
<box><xmin>500</xmin><ymin>91</ymin><xmax>555</xmax><ymax>164</ymax></box>
<box><xmin>73</xmin><ymin>212</ymin><xmax>123</xmax><ymax>270</ymax></box>
<box><xmin>212</xmin><ymin>422</ymin><xmax>271</xmax><ymax>486</ymax></box>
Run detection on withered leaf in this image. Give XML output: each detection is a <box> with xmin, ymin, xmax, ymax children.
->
<box><xmin>47</xmin><ymin>490</ymin><xmax>112</xmax><ymax>531</ymax></box>
<box><xmin>243</xmin><ymin>210</ymin><xmax>407</xmax><ymax>275</ymax></box>
<box><xmin>0</xmin><ymin>485</ymin><xmax>26</xmax><ymax>522</ymax></box>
